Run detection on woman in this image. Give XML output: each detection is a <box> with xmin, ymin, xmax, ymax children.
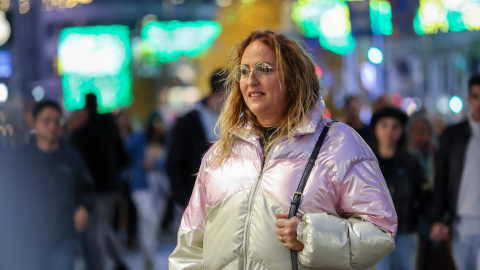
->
<box><xmin>370</xmin><ymin>108</ymin><xmax>426</xmax><ymax>270</ymax></box>
<box><xmin>169</xmin><ymin>30</ymin><xmax>397</xmax><ymax>269</ymax></box>
<box><xmin>128</xmin><ymin>113</ymin><xmax>170</xmax><ymax>269</ymax></box>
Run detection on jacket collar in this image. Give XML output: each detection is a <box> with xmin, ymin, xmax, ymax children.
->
<box><xmin>231</xmin><ymin>100</ymin><xmax>327</xmax><ymax>142</ymax></box>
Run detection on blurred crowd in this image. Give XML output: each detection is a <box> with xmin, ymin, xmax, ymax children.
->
<box><xmin>0</xmin><ymin>72</ymin><xmax>479</xmax><ymax>270</ymax></box>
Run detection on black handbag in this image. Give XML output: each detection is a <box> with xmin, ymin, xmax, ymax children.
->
<box><xmin>288</xmin><ymin>121</ymin><xmax>333</xmax><ymax>270</ymax></box>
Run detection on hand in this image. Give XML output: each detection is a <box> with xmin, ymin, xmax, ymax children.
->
<box><xmin>74</xmin><ymin>206</ymin><xmax>89</xmax><ymax>233</ymax></box>
<box><xmin>275</xmin><ymin>212</ymin><xmax>304</xmax><ymax>251</ymax></box>
<box><xmin>429</xmin><ymin>222</ymin><xmax>449</xmax><ymax>242</ymax></box>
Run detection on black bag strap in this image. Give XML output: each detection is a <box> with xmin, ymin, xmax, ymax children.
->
<box><xmin>288</xmin><ymin>121</ymin><xmax>333</xmax><ymax>270</ymax></box>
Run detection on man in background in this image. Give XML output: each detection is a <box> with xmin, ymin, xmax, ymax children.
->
<box><xmin>0</xmin><ymin>100</ymin><xmax>93</xmax><ymax>270</ymax></box>
<box><xmin>430</xmin><ymin>74</ymin><xmax>480</xmax><ymax>270</ymax></box>
<box><xmin>70</xmin><ymin>93</ymin><xmax>129</xmax><ymax>270</ymax></box>
<box><xmin>167</xmin><ymin>70</ymin><xmax>227</xmax><ymax>209</ymax></box>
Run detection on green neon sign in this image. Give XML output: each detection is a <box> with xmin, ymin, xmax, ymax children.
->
<box><xmin>370</xmin><ymin>0</ymin><xmax>393</xmax><ymax>35</ymax></box>
<box><xmin>140</xmin><ymin>20</ymin><xmax>222</xmax><ymax>64</ymax></box>
<box><xmin>58</xmin><ymin>25</ymin><xmax>132</xmax><ymax>113</ymax></box>
<box><xmin>292</xmin><ymin>0</ymin><xmax>356</xmax><ymax>55</ymax></box>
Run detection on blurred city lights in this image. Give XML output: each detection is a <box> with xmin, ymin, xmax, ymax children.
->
<box><xmin>0</xmin><ymin>50</ymin><xmax>12</xmax><ymax>78</ymax></box>
<box><xmin>216</xmin><ymin>0</ymin><xmax>232</xmax><ymax>7</ymax></box>
<box><xmin>360</xmin><ymin>105</ymin><xmax>372</xmax><ymax>125</ymax></box>
<box><xmin>31</xmin><ymin>86</ymin><xmax>45</xmax><ymax>102</ymax></box>
<box><xmin>414</xmin><ymin>0</ymin><xmax>480</xmax><ymax>34</ymax></box>
<box><xmin>0</xmin><ymin>82</ymin><xmax>7</xmax><ymax>103</ymax></box>
<box><xmin>391</xmin><ymin>92</ymin><xmax>403</xmax><ymax>107</ymax></box>
<box><xmin>58</xmin><ymin>25</ymin><xmax>132</xmax><ymax>113</ymax></box>
<box><xmin>325</xmin><ymin>108</ymin><xmax>331</xmax><ymax>119</ymax></box>
<box><xmin>140</xmin><ymin>20</ymin><xmax>222</xmax><ymax>64</ymax></box>
<box><xmin>360</xmin><ymin>61</ymin><xmax>376</xmax><ymax>93</ymax></box>
<box><xmin>0</xmin><ymin>11</ymin><xmax>11</xmax><ymax>46</ymax></box>
<box><xmin>436</xmin><ymin>95</ymin><xmax>450</xmax><ymax>114</ymax></box>
<box><xmin>315</xmin><ymin>65</ymin><xmax>323</xmax><ymax>78</ymax></box>
<box><xmin>449</xmin><ymin>95</ymin><xmax>463</xmax><ymax>113</ymax></box>
<box><xmin>0</xmin><ymin>0</ymin><xmax>9</xmax><ymax>11</ymax></box>
<box><xmin>367</xmin><ymin>47</ymin><xmax>383</xmax><ymax>64</ymax></box>
<box><xmin>370</xmin><ymin>0</ymin><xmax>393</xmax><ymax>35</ymax></box>
<box><xmin>292</xmin><ymin>0</ymin><xmax>356</xmax><ymax>55</ymax></box>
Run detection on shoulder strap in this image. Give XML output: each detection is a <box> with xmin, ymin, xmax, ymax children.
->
<box><xmin>288</xmin><ymin>121</ymin><xmax>333</xmax><ymax>270</ymax></box>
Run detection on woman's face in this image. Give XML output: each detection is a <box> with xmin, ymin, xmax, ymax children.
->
<box><xmin>239</xmin><ymin>41</ymin><xmax>290</xmax><ymax>127</ymax></box>
<box><xmin>374</xmin><ymin>117</ymin><xmax>403</xmax><ymax>148</ymax></box>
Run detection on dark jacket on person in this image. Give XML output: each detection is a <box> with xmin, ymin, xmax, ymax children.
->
<box><xmin>166</xmin><ymin>110</ymin><xmax>210</xmax><ymax>208</ymax></box>
<box><xmin>0</xmin><ymin>138</ymin><xmax>94</xmax><ymax>269</ymax></box>
<box><xmin>70</xmin><ymin>112</ymin><xmax>128</xmax><ymax>193</ymax></box>
<box><xmin>430</xmin><ymin>120</ymin><xmax>471</xmax><ymax>226</ymax></box>
<box><xmin>377</xmin><ymin>151</ymin><xmax>427</xmax><ymax>233</ymax></box>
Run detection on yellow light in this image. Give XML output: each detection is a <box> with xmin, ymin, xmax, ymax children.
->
<box><xmin>0</xmin><ymin>0</ymin><xmax>10</xmax><ymax>11</ymax></box>
<box><xmin>78</xmin><ymin>0</ymin><xmax>92</xmax><ymax>3</ymax></box>
<box><xmin>66</xmin><ymin>0</ymin><xmax>77</xmax><ymax>8</ymax></box>
<box><xmin>51</xmin><ymin>0</ymin><xmax>60</xmax><ymax>6</ymax></box>
<box><xmin>19</xmin><ymin>1</ymin><xmax>30</xmax><ymax>14</ymax></box>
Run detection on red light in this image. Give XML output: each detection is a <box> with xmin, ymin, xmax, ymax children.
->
<box><xmin>325</xmin><ymin>109</ymin><xmax>331</xmax><ymax>119</ymax></box>
<box><xmin>315</xmin><ymin>65</ymin><xmax>323</xmax><ymax>78</ymax></box>
<box><xmin>391</xmin><ymin>93</ymin><xmax>403</xmax><ymax>107</ymax></box>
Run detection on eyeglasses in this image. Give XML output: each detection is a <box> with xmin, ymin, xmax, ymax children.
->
<box><xmin>233</xmin><ymin>62</ymin><xmax>276</xmax><ymax>82</ymax></box>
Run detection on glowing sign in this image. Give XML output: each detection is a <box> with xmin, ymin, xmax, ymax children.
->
<box><xmin>414</xmin><ymin>0</ymin><xmax>480</xmax><ymax>34</ymax></box>
<box><xmin>140</xmin><ymin>20</ymin><xmax>222</xmax><ymax>64</ymax></box>
<box><xmin>449</xmin><ymin>95</ymin><xmax>463</xmax><ymax>113</ymax></box>
<box><xmin>292</xmin><ymin>0</ymin><xmax>355</xmax><ymax>55</ymax></box>
<box><xmin>367</xmin><ymin>47</ymin><xmax>383</xmax><ymax>64</ymax></box>
<box><xmin>370</xmin><ymin>0</ymin><xmax>393</xmax><ymax>35</ymax></box>
<box><xmin>58</xmin><ymin>25</ymin><xmax>132</xmax><ymax>113</ymax></box>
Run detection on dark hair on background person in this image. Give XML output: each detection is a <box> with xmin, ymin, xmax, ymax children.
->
<box><xmin>210</xmin><ymin>68</ymin><xmax>228</xmax><ymax>95</ymax></box>
<box><xmin>369</xmin><ymin>107</ymin><xmax>409</xmax><ymax>153</ymax></box>
<box><xmin>145</xmin><ymin>113</ymin><xmax>166</xmax><ymax>145</ymax></box>
<box><xmin>468</xmin><ymin>74</ymin><xmax>480</xmax><ymax>93</ymax></box>
<box><xmin>32</xmin><ymin>100</ymin><xmax>62</xmax><ymax>120</ymax></box>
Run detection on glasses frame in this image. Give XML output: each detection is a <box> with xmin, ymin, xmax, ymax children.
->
<box><xmin>233</xmin><ymin>62</ymin><xmax>276</xmax><ymax>82</ymax></box>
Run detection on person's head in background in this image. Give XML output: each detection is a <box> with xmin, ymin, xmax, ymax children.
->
<box><xmin>32</xmin><ymin>100</ymin><xmax>63</xmax><ymax>152</ymax></box>
<box><xmin>207</xmin><ymin>69</ymin><xmax>228</xmax><ymax>115</ymax></box>
<box><xmin>84</xmin><ymin>93</ymin><xmax>98</xmax><ymax>115</ymax></box>
<box><xmin>372</xmin><ymin>94</ymin><xmax>392</xmax><ymax>114</ymax></box>
<box><xmin>145</xmin><ymin>112</ymin><xmax>165</xmax><ymax>145</ymax></box>
<box><xmin>407</xmin><ymin>113</ymin><xmax>435</xmax><ymax>152</ymax></box>
<box><xmin>468</xmin><ymin>74</ymin><xmax>480</xmax><ymax>122</ymax></box>
<box><xmin>370</xmin><ymin>107</ymin><xmax>408</xmax><ymax>158</ymax></box>
<box><xmin>343</xmin><ymin>96</ymin><xmax>364</xmax><ymax>129</ymax></box>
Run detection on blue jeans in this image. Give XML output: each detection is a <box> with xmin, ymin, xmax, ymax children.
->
<box><xmin>376</xmin><ymin>232</ymin><xmax>419</xmax><ymax>270</ymax></box>
<box><xmin>453</xmin><ymin>225</ymin><xmax>480</xmax><ymax>270</ymax></box>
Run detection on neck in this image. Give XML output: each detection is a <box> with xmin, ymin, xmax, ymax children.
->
<box><xmin>36</xmin><ymin>137</ymin><xmax>60</xmax><ymax>153</ymax></box>
<box><xmin>378</xmin><ymin>144</ymin><xmax>396</xmax><ymax>159</ymax></box>
<box><xmin>472</xmin><ymin>113</ymin><xmax>480</xmax><ymax>123</ymax></box>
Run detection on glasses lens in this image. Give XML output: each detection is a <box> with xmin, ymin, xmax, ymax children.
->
<box><xmin>254</xmin><ymin>63</ymin><xmax>271</xmax><ymax>80</ymax></box>
<box><xmin>234</xmin><ymin>66</ymin><xmax>248</xmax><ymax>82</ymax></box>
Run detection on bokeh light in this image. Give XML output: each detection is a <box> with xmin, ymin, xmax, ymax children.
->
<box><xmin>0</xmin><ymin>82</ymin><xmax>7</xmax><ymax>103</ymax></box>
<box><xmin>370</xmin><ymin>0</ymin><xmax>393</xmax><ymax>35</ymax></box>
<box><xmin>449</xmin><ymin>95</ymin><xmax>463</xmax><ymax>113</ymax></box>
<box><xmin>367</xmin><ymin>47</ymin><xmax>383</xmax><ymax>64</ymax></box>
<box><xmin>391</xmin><ymin>92</ymin><xmax>403</xmax><ymax>107</ymax></box>
<box><xmin>31</xmin><ymin>86</ymin><xmax>45</xmax><ymax>102</ymax></box>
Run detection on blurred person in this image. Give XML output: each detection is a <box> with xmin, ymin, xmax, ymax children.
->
<box><xmin>369</xmin><ymin>108</ymin><xmax>427</xmax><ymax>270</ymax></box>
<box><xmin>407</xmin><ymin>114</ymin><xmax>455</xmax><ymax>270</ymax></box>
<box><xmin>166</xmin><ymin>69</ymin><xmax>227</xmax><ymax>209</ymax></box>
<box><xmin>126</xmin><ymin>112</ymin><xmax>170</xmax><ymax>269</ymax></box>
<box><xmin>0</xmin><ymin>100</ymin><xmax>94</xmax><ymax>270</ymax></box>
<box><xmin>430</xmin><ymin>74</ymin><xmax>480</xmax><ymax>270</ymax></box>
<box><xmin>373</xmin><ymin>94</ymin><xmax>393</xmax><ymax>113</ymax></box>
<box><xmin>169</xmin><ymin>30</ymin><xmax>396</xmax><ymax>269</ymax></box>
<box><xmin>70</xmin><ymin>93</ymin><xmax>129</xmax><ymax>270</ymax></box>
<box><xmin>114</xmin><ymin>110</ymin><xmax>138</xmax><ymax>249</ymax></box>
<box><xmin>343</xmin><ymin>95</ymin><xmax>371</xmax><ymax>142</ymax></box>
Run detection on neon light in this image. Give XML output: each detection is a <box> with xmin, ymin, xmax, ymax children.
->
<box><xmin>140</xmin><ymin>20</ymin><xmax>222</xmax><ymax>64</ymax></box>
<box><xmin>58</xmin><ymin>25</ymin><xmax>132</xmax><ymax>113</ymax></box>
<box><xmin>414</xmin><ymin>0</ymin><xmax>480</xmax><ymax>35</ymax></box>
<box><xmin>292</xmin><ymin>0</ymin><xmax>355</xmax><ymax>55</ymax></box>
<box><xmin>370</xmin><ymin>0</ymin><xmax>393</xmax><ymax>35</ymax></box>
<box><xmin>449</xmin><ymin>95</ymin><xmax>463</xmax><ymax>113</ymax></box>
<box><xmin>367</xmin><ymin>47</ymin><xmax>383</xmax><ymax>64</ymax></box>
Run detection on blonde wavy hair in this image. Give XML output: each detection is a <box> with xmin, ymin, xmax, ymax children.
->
<box><xmin>210</xmin><ymin>30</ymin><xmax>323</xmax><ymax>166</ymax></box>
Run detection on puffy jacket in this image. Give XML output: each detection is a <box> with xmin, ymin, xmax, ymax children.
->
<box><xmin>169</xmin><ymin>103</ymin><xmax>397</xmax><ymax>270</ymax></box>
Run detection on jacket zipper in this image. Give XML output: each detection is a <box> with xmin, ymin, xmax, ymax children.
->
<box><xmin>235</xmin><ymin>134</ymin><xmax>275</xmax><ymax>269</ymax></box>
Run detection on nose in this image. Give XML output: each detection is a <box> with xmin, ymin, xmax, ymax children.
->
<box><xmin>245</xmin><ymin>69</ymin><xmax>258</xmax><ymax>86</ymax></box>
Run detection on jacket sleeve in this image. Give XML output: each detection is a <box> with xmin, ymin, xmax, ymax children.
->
<box><xmin>169</xmin><ymin>173</ymin><xmax>207</xmax><ymax>269</ymax></box>
<box><xmin>297</xmin><ymin>159</ymin><xmax>397</xmax><ymax>270</ymax></box>
<box><xmin>430</xmin><ymin>130</ymin><xmax>450</xmax><ymax>223</ymax></box>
